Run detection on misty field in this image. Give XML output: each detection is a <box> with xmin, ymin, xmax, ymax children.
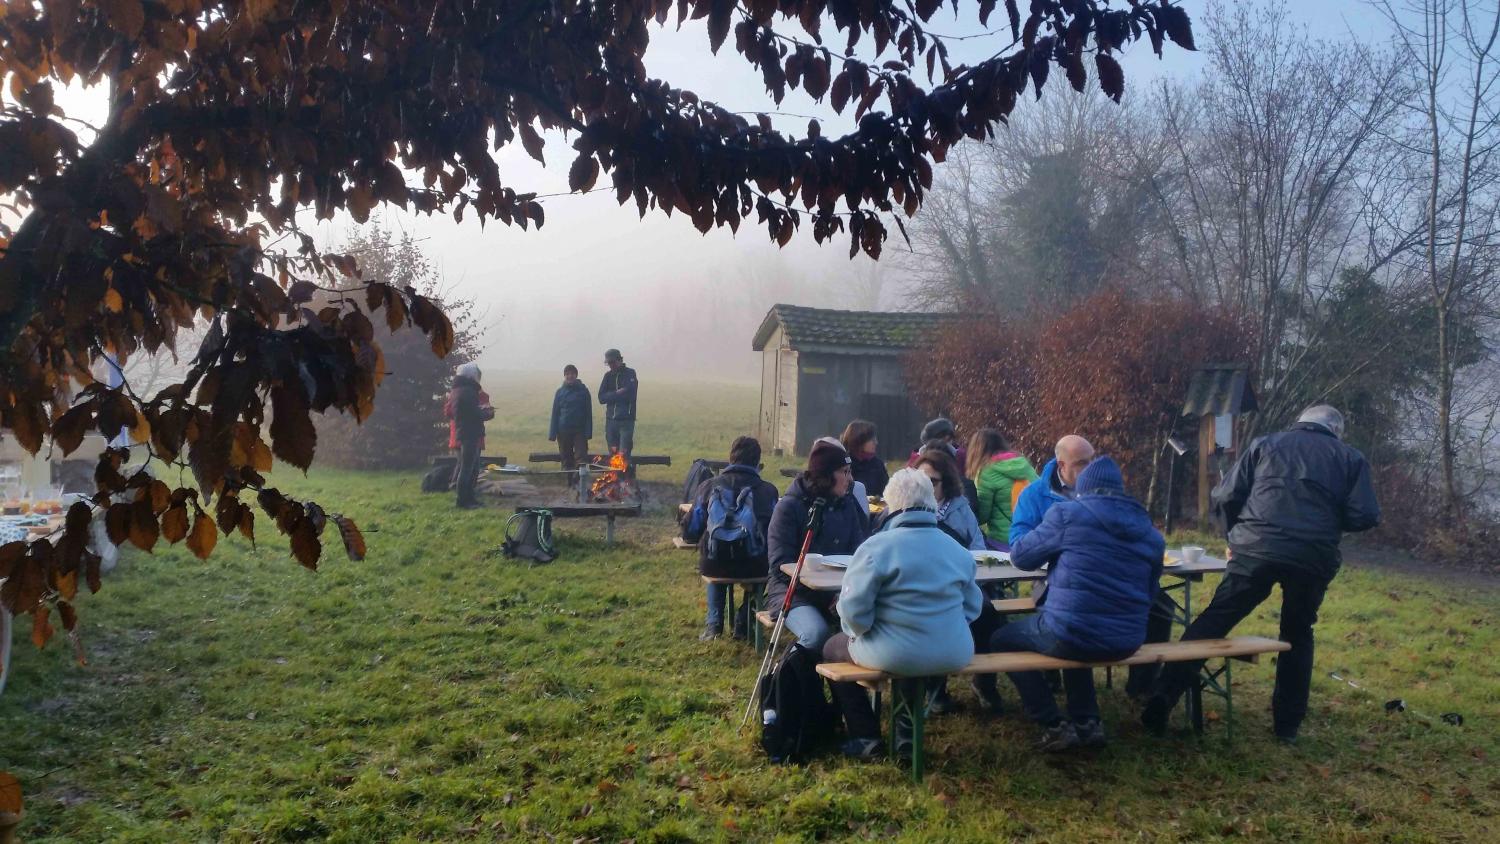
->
<box><xmin>2</xmin><ymin>376</ymin><xmax>1497</xmax><ymax>842</ymax></box>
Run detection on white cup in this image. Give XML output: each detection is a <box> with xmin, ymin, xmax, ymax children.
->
<box><xmin>1181</xmin><ymin>546</ymin><xmax>1205</xmax><ymax>565</ymax></box>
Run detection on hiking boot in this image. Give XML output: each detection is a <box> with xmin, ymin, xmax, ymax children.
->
<box><xmin>731</xmin><ymin>608</ymin><xmax>749</xmax><ymax>641</ymax></box>
<box><xmin>1036</xmin><ymin>720</ymin><xmax>1079</xmax><ymax>753</ymax></box>
<box><xmin>1140</xmin><ymin>695</ymin><xmax>1171</xmax><ymax>736</ymax></box>
<box><xmin>840</xmin><ymin>738</ymin><xmax>884</xmax><ymax>761</ymax></box>
<box><xmin>969</xmin><ymin>674</ymin><xmax>1005</xmax><ymax>717</ymax></box>
<box><xmin>698</xmin><ymin>623</ymin><xmax>721</xmax><ymax>642</ymax></box>
<box><xmin>1074</xmin><ymin>718</ymin><xmax>1107</xmax><ymax>748</ymax></box>
<box><xmin>925</xmin><ymin>682</ymin><xmax>961</xmax><ymax>716</ymax></box>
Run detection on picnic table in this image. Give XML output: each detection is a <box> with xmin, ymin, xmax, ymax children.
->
<box><xmin>784</xmin><ymin>549</ymin><xmax>1228</xmax><ymax>627</ymax></box>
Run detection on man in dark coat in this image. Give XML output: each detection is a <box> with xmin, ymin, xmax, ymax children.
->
<box><xmin>598</xmin><ymin>348</ymin><xmax>639</xmax><ymax>463</ymax></box>
<box><xmin>549</xmin><ymin>364</ymin><xmax>593</xmax><ymax>485</ymax></box>
<box><xmin>1143</xmin><ymin>405</ymin><xmax>1381</xmax><ymax>743</ymax></box>
<box><xmin>449</xmin><ymin>363</ymin><xmax>493</xmax><ymax>509</ymax></box>
<box><xmin>682</xmin><ymin>436</ymin><xmax>779</xmax><ymax>640</ymax></box>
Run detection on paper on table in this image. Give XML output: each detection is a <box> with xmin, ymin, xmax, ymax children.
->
<box><xmin>806</xmin><ymin>553</ymin><xmax>854</xmax><ymax>568</ymax></box>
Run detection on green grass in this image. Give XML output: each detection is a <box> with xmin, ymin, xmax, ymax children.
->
<box><xmin>2</xmin><ymin>378</ymin><xmax>1498</xmax><ymax>842</ymax></box>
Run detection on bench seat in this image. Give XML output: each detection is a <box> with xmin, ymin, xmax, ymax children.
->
<box><xmin>815</xmin><ymin>635</ymin><xmax>1290</xmax><ymax>782</ymax></box>
<box><xmin>992</xmin><ymin>597</ymin><xmax>1036</xmax><ymax>614</ymax></box>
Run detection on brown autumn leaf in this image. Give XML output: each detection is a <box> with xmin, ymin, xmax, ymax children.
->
<box><xmin>269</xmin><ymin>384</ymin><xmax>316</xmax><ymax>471</ymax></box>
<box><xmin>161</xmin><ymin>504</ymin><xmax>190</xmax><ymax>544</ymax></box>
<box><xmin>54</xmin><ymin>569</ymin><xmax>78</xmax><ymax>602</ymax></box>
<box><xmin>187</xmin><ymin>511</ymin><xmax>218</xmax><ymax>559</ymax></box>
<box><xmin>290</xmin><ymin>519</ymin><xmax>321</xmax><ymax>570</ymax></box>
<box><xmin>334</xmin><ymin>516</ymin><xmax>366</xmax><ymax>561</ymax></box>
<box><xmin>0</xmin><ymin>541</ymin><xmax>23</xmax><ymax>581</ymax></box>
<box><xmin>105</xmin><ymin>502</ymin><xmax>132</xmax><ymax>546</ymax></box>
<box><xmin>51</xmin><ymin>400</ymin><xmax>96</xmax><ymax>456</ymax></box>
<box><xmin>0</xmin><ymin>770</ymin><xmax>21</xmax><ymax>814</ymax></box>
<box><xmin>128</xmin><ymin>497</ymin><xmax>159</xmax><ymax>552</ymax></box>
<box><xmin>31</xmin><ymin>604</ymin><xmax>54</xmax><ymax>648</ymax></box>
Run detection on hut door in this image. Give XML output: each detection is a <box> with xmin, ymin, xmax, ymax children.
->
<box><xmin>859</xmin><ymin>394</ymin><xmax>923</xmax><ymax>461</ymax></box>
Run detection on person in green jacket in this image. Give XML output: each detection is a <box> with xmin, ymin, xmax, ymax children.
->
<box><xmin>966</xmin><ymin>429</ymin><xmax>1039</xmax><ymax>551</ymax></box>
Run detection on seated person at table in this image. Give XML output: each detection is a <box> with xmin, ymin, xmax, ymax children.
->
<box><xmin>823</xmin><ymin>468</ymin><xmax>985</xmax><ymax>759</ymax></box>
<box><xmin>840</xmin><ymin>419</ymin><xmax>889</xmax><ymax>498</ymax></box>
<box><xmin>914</xmin><ymin>448</ymin><xmax>987</xmax><ymax>551</ymax></box>
<box><xmin>765</xmin><ymin>439</ymin><xmax>871</xmax><ymax>653</ymax></box>
<box><xmin>682</xmin><ymin>436</ymin><xmax>779</xmax><ymax>641</ymax></box>
<box><xmin>967</xmin><ymin>428</ymin><xmax>1038</xmax><ymax>552</ymax></box>
<box><xmin>1009</xmin><ymin>434</ymin><xmax>1093</xmax><ymax>545</ymax></box>
<box><xmin>990</xmin><ymin>456</ymin><xmax>1164</xmax><ymax>751</ymax></box>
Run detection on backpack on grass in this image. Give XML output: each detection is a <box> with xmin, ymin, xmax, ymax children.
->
<box><xmin>758</xmin><ymin>644</ymin><xmax>837</xmax><ymax>763</ymax></box>
<box><xmin>501</xmin><ymin>509</ymin><xmax>557</xmax><ymax>564</ymax></box>
<box><xmin>705</xmin><ymin>486</ymin><xmax>764</xmax><ymax>564</ymax></box>
<box><xmin>421</xmin><ymin>463</ymin><xmax>453</xmax><ymax>493</ymax></box>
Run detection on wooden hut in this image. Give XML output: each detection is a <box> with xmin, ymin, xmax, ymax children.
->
<box><xmin>753</xmin><ymin>305</ymin><xmax>959</xmax><ymax>459</ymax></box>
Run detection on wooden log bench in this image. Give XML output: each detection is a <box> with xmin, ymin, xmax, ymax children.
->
<box><xmin>817</xmin><ymin>635</ymin><xmax>1291</xmax><ymax>781</ymax></box>
<box><xmin>671</xmin><ymin>536</ymin><xmax>696</xmax><ymax>551</ymax></box>
<box><xmin>430</xmin><ymin>454</ymin><xmax>506</xmax><ymax>471</ymax></box>
<box><xmin>521</xmin><ymin>503</ymin><xmax>640</xmax><ymax>545</ymax></box>
<box><xmin>529</xmin><ymin>452</ymin><xmax>672</xmax><ymax>466</ymax></box>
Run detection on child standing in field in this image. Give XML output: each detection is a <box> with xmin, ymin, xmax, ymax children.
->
<box><xmin>967</xmin><ymin>429</ymin><xmax>1038</xmax><ymax>551</ymax></box>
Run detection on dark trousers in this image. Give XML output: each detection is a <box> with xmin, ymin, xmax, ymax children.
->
<box><xmin>1152</xmin><ymin>558</ymin><xmax>1331</xmax><ymax>737</ymax></box>
<box><xmin>990</xmin><ymin>615</ymin><xmax>1127</xmax><ymax>725</ymax></box>
<box><xmin>556</xmin><ymin>431</ymin><xmax>589</xmax><ymax>484</ymax></box>
<box><xmin>1125</xmin><ymin>591</ymin><xmax>1178</xmax><ymax>696</ymax></box>
<box><xmin>823</xmin><ymin>633</ymin><xmax>881</xmax><ymax>739</ymax></box>
<box><xmin>454</xmin><ymin>438</ymin><xmax>481</xmax><ymax>506</ymax></box>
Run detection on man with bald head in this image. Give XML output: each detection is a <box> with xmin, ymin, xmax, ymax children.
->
<box><xmin>1009</xmin><ymin>435</ymin><xmax>1094</xmax><ymax>546</ymax></box>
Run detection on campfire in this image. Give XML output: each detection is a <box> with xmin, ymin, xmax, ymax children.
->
<box><xmin>586</xmin><ymin>452</ymin><xmax>635</xmax><ymax>502</ymax></box>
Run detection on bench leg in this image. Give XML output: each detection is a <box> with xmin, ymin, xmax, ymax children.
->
<box><xmin>889</xmin><ymin>678</ymin><xmax>927</xmax><ymax>782</ymax></box>
<box><xmin>1192</xmin><ymin>658</ymin><xmax>1235</xmax><ymax>743</ymax></box>
<box><xmin>748</xmin><ymin>590</ymin><xmax>764</xmax><ymax>653</ymax></box>
<box><xmin>605</xmin><ymin>515</ymin><xmax>615</xmax><ymax>545</ymax></box>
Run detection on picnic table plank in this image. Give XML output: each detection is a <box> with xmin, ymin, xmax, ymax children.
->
<box><xmin>529</xmin><ymin>452</ymin><xmax>672</xmax><ymax>466</ymax></box>
<box><xmin>784</xmin><ymin>551</ymin><xmax>1228</xmax><ymax>592</ymax></box>
<box><xmin>816</xmin><ymin>636</ymin><xmax>1289</xmax><ymax>683</ymax></box>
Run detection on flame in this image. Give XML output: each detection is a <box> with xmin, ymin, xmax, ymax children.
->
<box><xmin>589</xmin><ymin>452</ymin><xmax>632</xmax><ymax>501</ymax></box>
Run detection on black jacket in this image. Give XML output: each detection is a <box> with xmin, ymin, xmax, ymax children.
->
<box><xmin>598</xmin><ymin>366</ymin><xmax>639</xmax><ymax>421</ymax></box>
<box><xmin>1211</xmin><ymin>422</ymin><xmax>1381</xmax><ymax>580</ymax></box>
<box><xmin>764</xmin><ymin>476</ymin><xmax>871</xmax><ymax>616</ymax></box>
<box><xmin>682</xmin><ymin>465</ymin><xmax>779</xmax><ymax>578</ymax></box>
<box><xmin>849</xmin><ymin>455</ymin><xmax>889</xmax><ymax>498</ymax></box>
<box><xmin>449</xmin><ymin>376</ymin><xmax>487</xmax><ymax>445</ymax></box>
<box><xmin>549</xmin><ymin>381</ymin><xmax>593</xmax><ymax>439</ymax></box>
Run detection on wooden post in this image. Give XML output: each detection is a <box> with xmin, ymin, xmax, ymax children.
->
<box><xmin>1197</xmin><ymin>414</ymin><xmax>1214</xmax><ymax>529</ymax></box>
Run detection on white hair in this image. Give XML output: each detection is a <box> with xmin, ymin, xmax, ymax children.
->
<box><xmin>457</xmin><ymin>362</ymin><xmax>482</xmax><ymax>381</ymax></box>
<box><xmin>1298</xmin><ymin>405</ymin><xmax>1345</xmax><ymax>439</ymax></box>
<box><xmin>884</xmin><ymin>467</ymin><xmax>938</xmax><ymax>514</ymax></box>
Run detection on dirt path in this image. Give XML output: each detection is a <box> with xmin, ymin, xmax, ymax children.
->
<box><xmin>1343</xmin><ymin>539</ymin><xmax>1500</xmax><ymax>591</ymax></box>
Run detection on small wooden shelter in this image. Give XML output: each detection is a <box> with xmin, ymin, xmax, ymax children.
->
<box><xmin>753</xmin><ymin>305</ymin><xmax>959</xmax><ymax>459</ymax></box>
<box><xmin>1180</xmin><ymin>363</ymin><xmax>1258</xmax><ymax>523</ymax></box>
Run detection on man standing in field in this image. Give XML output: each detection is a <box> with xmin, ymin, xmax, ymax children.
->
<box><xmin>598</xmin><ymin>349</ymin><xmax>639</xmax><ymax>463</ymax></box>
<box><xmin>549</xmin><ymin>364</ymin><xmax>593</xmax><ymax>486</ymax></box>
<box><xmin>1143</xmin><ymin>405</ymin><xmax>1380</xmax><ymax>743</ymax></box>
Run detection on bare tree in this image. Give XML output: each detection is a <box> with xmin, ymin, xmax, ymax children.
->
<box><xmin>1373</xmin><ymin>0</ymin><xmax>1500</xmax><ymax>521</ymax></box>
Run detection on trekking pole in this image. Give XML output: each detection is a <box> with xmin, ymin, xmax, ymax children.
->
<box><xmin>739</xmin><ymin>499</ymin><xmax>825</xmax><ymax>729</ymax></box>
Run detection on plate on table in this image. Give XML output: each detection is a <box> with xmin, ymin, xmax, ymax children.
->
<box><xmin>1163</xmin><ymin>555</ymin><xmax>1185</xmax><ymax>568</ymax></box>
<box><xmin>806</xmin><ymin>554</ymin><xmax>854</xmax><ymax>569</ymax></box>
<box><xmin>973</xmin><ymin>550</ymin><xmax>1011</xmax><ymax>564</ymax></box>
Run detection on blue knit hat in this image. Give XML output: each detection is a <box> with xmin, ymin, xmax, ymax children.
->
<box><xmin>1076</xmin><ymin>456</ymin><xmax>1125</xmax><ymax>495</ymax></box>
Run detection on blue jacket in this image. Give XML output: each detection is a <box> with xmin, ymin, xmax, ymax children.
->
<box><xmin>765</xmin><ymin>476</ymin><xmax>870</xmax><ymax>615</ymax></box>
<box><xmin>548</xmin><ymin>381</ymin><xmax>593</xmax><ymax>440</ymax></box>
<box><xmin>1010</xmin><ymin>489</ymin><xmax>1165</xmax><ymax>658</ymax></box>
<box><xmin>1009</xmin><ymin>458</ymin><xmax>1072</xmax><ymax>546</ymax></box>
<box><xmin>936</xmin><ymin>496</ymin><xmax>987</xmax><ymax>551</ymax></box>
<box><xmin>839</xmin><ymin>509</ymin><xmax>985</xmax><ymax>676</ymax></box>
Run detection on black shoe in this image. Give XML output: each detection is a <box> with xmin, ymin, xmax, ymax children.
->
<box><xmin>698</xmin><ymin>623</ymin><xmax>721</xmax><ymax>642</ymax></box>
<box><xmin>1074</xmin><ymin>718</ymin><xmax>1107</xmax><ymax>748</ymax></box>
<box><xmin>969</xmin><ymin>675</ymin><xmax>1005</xmax><ymax>717</ymax></box>
<box><xmin>456</xmin><ymin>501</ymin><xmax>483</xmax><ymax>510</ymax></box>
<box><xmin>1274</xmin><ymin>731</ymin><xmax>1299</xmax><ymax>746</ymax></box>
<box><xmin>1141</xmin><ymin>696</ymin><xmax>1171</xmax><ymax>736</ymax></box>
<box><xmin>840</xmin><ymin>738</ymin><xmax>884</xmax><ymax>760</ymax></box>
<box><xmin>1037</xmin><ymin>721</ymin><xmax>1078</xmax><ymax>753</ymax></box>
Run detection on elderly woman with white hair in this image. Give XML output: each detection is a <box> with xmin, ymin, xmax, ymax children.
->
<box><xmin>447</xmin><ymin>362</ymin><xmax>494</xmax><ymax>509</ymax></box>
<box><xmin>822</xmin><ymin>467</ymin><xmax>986</xmax><ymax>759</ymax></box>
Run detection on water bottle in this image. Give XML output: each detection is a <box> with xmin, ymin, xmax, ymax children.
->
<box><xmin>762</xmin><ymin>708</ymin><xmax>777</xmax><ymax>727</ymax></box>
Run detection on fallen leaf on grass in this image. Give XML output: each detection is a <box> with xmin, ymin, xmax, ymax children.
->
<box><xmin>0</xmin><ymin>771</ymin><xmax>21</xmax><ymax>814</ymax></box>
<box><xmin>623</xmin><ymin>743</ymin><xmax>637</xmax><ymax>754</ymax></box>
<box><xmin>675</xmin><ymin>775</ymin><xmax>693</xmax><ymax>790</ymax></box>
<box><xmin>596</xmin><ymin>780</ymin><xmax>619</xmax><ymax>795</ymax></box>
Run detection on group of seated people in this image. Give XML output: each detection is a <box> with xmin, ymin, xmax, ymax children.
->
<box><xmin>682</xmin><ymin>419</ymin><xmax>1166</xmax><ymax>759</ymax></box>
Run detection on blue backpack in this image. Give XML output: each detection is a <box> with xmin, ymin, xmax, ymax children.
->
<box><xmin>706</xmin><ymin>485</ymin><xmax>763</xmax><ymax>563</ymax></box>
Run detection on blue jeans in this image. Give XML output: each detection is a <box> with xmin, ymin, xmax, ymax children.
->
<box><xmin>783</xmin><ymin>605</ymin><xmax>834</xmax><ymax>653</ymax></box>
<box><xmin>705</xmin><ymin>583</ymin><xmax>750</xmax><ymax>630</ymax></box>
<box><xmin>605</xmin><ymin>418</ymin><xmax>635</xmax><ymax>459</ymax></box>
<box><xmin>990</xmin><ymin>615</ymin><xmax>1121</xmax><ymax>726</ymax></box>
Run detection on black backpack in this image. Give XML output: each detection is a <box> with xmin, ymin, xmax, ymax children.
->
<box><xmin>758</xmin><ymin>644</ymin><xmax>837</xmax><ymax>763</ymax></box>
<box><xmin>681</xmin><ymin>459</ymin><xmax>716</xmax><ymax>504</ymax></box>
<box><xmin>421</xmin><ymin>463</ymin><xmax>453</xmax><ymax>493</ymax></box>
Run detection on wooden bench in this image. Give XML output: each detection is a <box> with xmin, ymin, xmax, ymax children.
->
<box><xmin>817</xmin><ymin>636</ymin><xmax>1290</xmax><ymax>781</ymax></box>
<box><xmin>521</xmin><ymin>503</ymin><xmax>640</xmax><ymax>545</ymax></box>
<box><xmin>992</xmin><ymin>597</ymin><xmax>1036</xmax><ymax>614</ymax></box>
<box><xmin>701</xmin><ymin>575</ymin><xmax>767</xmax><ymax>648</ymax></box>
<box><xmin>430</xmin><ymin>454</ymin><xmax>506</xmax><ymax>471</ymax></box>
<box><xmin>529</xmin><ymin>452</ymin><xmax>672</xmax><ymax>466</ymax></box>
<box><xmin>671</xmin><ymin>536</ymin><xmax>695</xmax><ymax>551</ymax></box>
